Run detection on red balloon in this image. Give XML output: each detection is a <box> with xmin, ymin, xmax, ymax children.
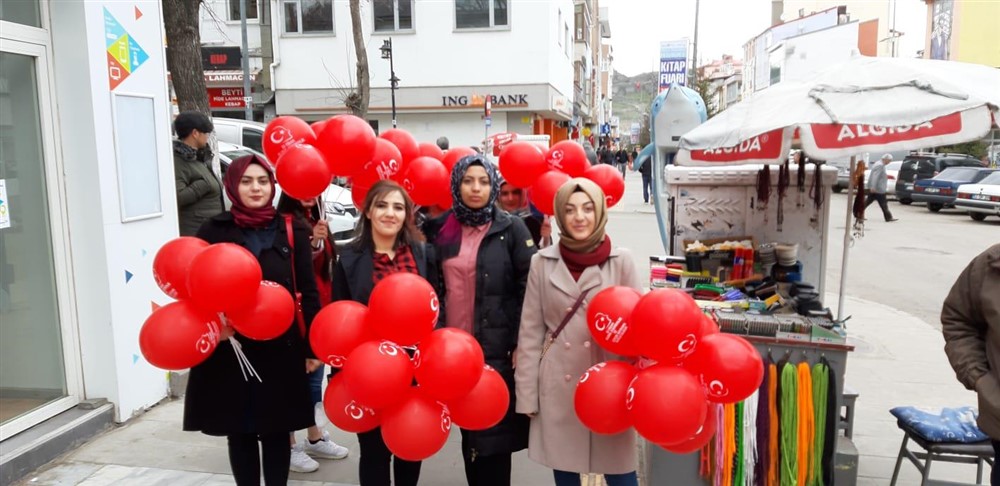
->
<box><xmin>381</xmin><ymin>389</ymin><xmax>452</xmax><ymax>461</ymax></box>
<box><xmin>275</xmin><ymin>144</ymin><xmax>332</xmax><ymax>200</ymax></box>
<box><xmin>437</xmin><ymin>189</ymin><xmax>454</xmax><ymax>209</ymax></box>
<box><xmin>380</xmin><ymin>129</ymin><xmax>420</xmax><ymax>164</ymax></box>
<box><xmin>441</xmin><ymin>147</ymin><xmax>477</xmax><ymax>176</ymax></box>
<box><xmin>700</xmin><ymin>314</ymin><xmax>720</xmax><ymax>336</ymax></box>
<box><xmin>630</xmin><ymin>289</ymin><xmax>703</xmax><ymax>363</ymax></box>
<box><xmin>153</xmin><ymin>237</ymin><xmax>209</xmax><ymax>299</ymax></box>
<box><xmin>418</xmin><ymin>142</ymin><xmax>445</xmax><ymax>161</ymax></box>
<box><xmin>226</xmin><ymin>281</ymin><xmax>295</xmax><ymax>341</ymax></box>
<box><xmin>352</xmin><ymin>138</ymin><xmax>405</xmax><ymax>188</ymax></box>
<box><xmin>310</xmin><ymin>119</ymin><xmax>330</xmax><ymax>135</ymax></box>
<box><xmin>314</xmin><ymin>115</ymin><xmax>377</xmax><ymax>176</ymax></box>
<box><xmin>661</xmin><ymin>403</ymin><xmax>719</xmax><ymax>453</ymax></box>
<box><xmin>402</xmin><ymin>156</ymin><xmax>450</xmax><ymax>207</ymax></box>
<box><xmin>586</xmin><ymin>286</ymin><xmax>642</xmax><ymax>356</ymax></box>
<box><xmin>323</xmin><ymin>373</ymin><xmax>380</xmax><ymax>433</ymax></box>
<box><xmin>366</xmin><ymin>273</ymin><xmax>439</xmax><ymax>346</ymax></box>
<box><xmin>342</xmin><ymin>340</ymin><xmax>414</xmax><ymax>409</ymax></box>
<box><xmin>583</xmin><ymin>164</ymin><xmax>626</xmax><ymax>208</ymax></box>
<box><xmin>413</xmin><ymin>328</ymin><xmax>485</xmax><ymax>401</ymax></box>
<box><xmin>498</xmin><ymin>142</ymin><xmax>547</xmax><ymax>188</ymax></box>
<box><xmin>545</xmin><ymin>141</ymin><xmax>589</xmax><ymax>177</ymax></box>
<box><xmin>351</xmin><ymin>183</ymin><xmax>371</xmax><ymax>210</ymax></box>
<box><xmin>445</xmin><ymin>365</ymin><xmax>508</xmax><ymax>430</ymax></box>
<box><xmin>263</xmin><ymin>116</ymin><xmax>316</xmax><ymax>164</ymax></box>
<box><xmin>686</xmin><ymin>333</ymin><xmax>764</xmax><ymax>404</ymax></box>
<box><xmin>139</xmin><ymin>300</ymin><xmax>223</xmax><ymax>370</ymax></box>
<box><xmin>574</xmin><ymin>361</ymin><xmax>635</xmax><ymax>434</ymax></box>
<box><xmin>188</xmin><ymin>243</ymin><xmax>262</xmax><ymax>313</ymax></box>
<box><xmin>310</xmin><ymin>301</ymin><xmax>374</xmax><ymax>368</ymax></box>
<box><xmin>626</xmin><ymin>364</ymin><xmax>707</xmax><ymax>445</ymax></box>
<box><xmin>530</xmin><ymin>171</ymin><xmax>571</xmax><ymax>215</ymax></box>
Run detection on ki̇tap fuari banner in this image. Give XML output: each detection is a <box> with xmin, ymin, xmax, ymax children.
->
<box><xmin>659</xmin><ymin>39</ymin><xmax>689</xmax><ymax>92</ymax></box>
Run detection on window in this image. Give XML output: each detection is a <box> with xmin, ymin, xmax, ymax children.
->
<box><xmin>283</xmin><ymin>0</ymin><xmax>334</xmax><ymax>34</ymax></box>
<box><xmin>557</xmin><ymin>10</ymin><xmax>562</xmax><ymax>47</ymax></box>
<box><xmin>374</xmin><ymin>0</ymin><xmax>413</xmax><ymax>32</ymax></box>
<box><xmin>456</xmin><ymin>0</ymin><xmax>507</xmax><ymax>29</ymax></box>
<box><xmin>228</xmin><ymin>0</ymin><xmax>259</xmax><ymax>20</ymax></box>
<box><xmin>0</xmin><ymin>0</ymin><xmax>41</xmax><ymax>27</ymax></box>
<box><xmin>242</xmin><ymin>128</ymin><xmax>263</xmax><ymax>153</ymax></box>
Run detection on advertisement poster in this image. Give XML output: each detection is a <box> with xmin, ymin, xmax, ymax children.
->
<box><xmin>930</xmin><ymin>0</ymin><xmax>953</xmax><ymax>60</ymax></box>
<box><xmin>659</xmin><ymin>39</ymin><xmax>689</xmax><ymax>92</ymax></box>
<box><xmin>0</xmin><ymin>179</ymin><xmax>10</xmax><ymax>229</ymax></box>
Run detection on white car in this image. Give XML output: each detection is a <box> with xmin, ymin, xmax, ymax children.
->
<box><xmin>215</xmin><ymin>141</ymin><xmax>359</xmax><ymax>242</ymax></box>
<box><xmin>955</xmin><ymin>171</ymin><xmax>1000</xmax><ymax>222</ymax></box>
<box><xmin>213</xmin><ymin>117</ymin><xmax>267</xmax><ymax>154</ymax></box>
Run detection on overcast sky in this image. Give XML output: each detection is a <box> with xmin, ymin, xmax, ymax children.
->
<box><xmin>606</xmin><ymin>0</ymin><xmax>927</xmax><ymax>77</ymax></box>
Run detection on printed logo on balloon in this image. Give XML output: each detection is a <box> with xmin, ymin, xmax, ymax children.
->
<box><xmin>378</xmin><ymin>341</ymin><xmax>400</xmax><ymax>357</ymax></box>
<box><xmin>345</xmin><ymin>400</ymin><xmax>375</xmax><ymax>421</ymax></box>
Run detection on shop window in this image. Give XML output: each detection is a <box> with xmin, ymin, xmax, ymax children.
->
<box><xmin>455</xmin><ymin>0</ymin><xmax>507</xmax><ymax>29</ymax></box>
<box><xmin>282</xmin><ymin>0</ymin><xmax>334</xmax><ymax>34</ymax></box>
<box><xmin>228</xmin><ymin>0</ymin><xmax>259</xmax><ymax>20</ymax></box>
<box><xmin>0</xmin><ymin>0</ymin><xmax>41</xmax><ymax>27</ymax></box>
<box><xmin>374</xmin><ymin>0</ymin><xmax>413</xmax><ymax>32</ymax></box>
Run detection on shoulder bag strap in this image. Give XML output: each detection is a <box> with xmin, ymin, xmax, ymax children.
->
<box><xmin>541</xmin><ymin>288</ymin><xmax>591</xmax><ymax>360</ymax></box>
<box><xmin>284</xmin><ymin>215</ymin><xmax>307</xmax><ymax>337</ymax></box>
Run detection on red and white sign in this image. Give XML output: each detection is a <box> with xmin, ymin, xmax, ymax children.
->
<box><xmin>676</xmin><ymin>127</ymin><xmax>791</xmax><ymax>166</ymax></box>
<box><xmin>208</xmin><ymin>87</ymin><xmax>246</xmax><ymax>109</ymax></box>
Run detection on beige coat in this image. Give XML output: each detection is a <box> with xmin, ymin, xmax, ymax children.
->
<box><xmin>514</xmin><ymin>244</ymin><xmax>642</xmax><ymax>474</ymax></box>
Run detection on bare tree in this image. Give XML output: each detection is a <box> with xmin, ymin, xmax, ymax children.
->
<box><xmin>163</xmin><ymin>0</ymin><xmax>210</xmax><ymax>114</ymax></box>
<box><xmin>345</xmin><ymin>0</ymin><xmax>370</xmax><ymax>117</ymax></box>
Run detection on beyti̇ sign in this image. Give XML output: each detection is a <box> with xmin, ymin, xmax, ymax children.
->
<box><xmin>659</xmin><ymin>39</ymin><xmax>689</xmax><ymax>92</ymax></box>
<box><xmin>208</xmin><ymin>87</ymin><xmax>246</xmax><ymax>108</ymax></box>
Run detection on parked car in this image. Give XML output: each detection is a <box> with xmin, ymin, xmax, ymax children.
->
<box><xmin>213</xmin><ymin>117</ymin><xmax>267</xmax><ymax>154</ymax></box>
<box><xmin>214</xmin><ymin>141</ymin><xmax>359</xmax><ymax>243</ymax></box>
<box><xmin>895</xmin><ymin>153</ymin><xmax>981</xmax><ymax>204</ymax></box>
<box><xmin>884</xmin><ymin>161</ymin><xmax>901</xmax><ymax>195</ymax></box>
<box><xmin>911</xmin><ymin>167</ymin><xmax>997</xmax><ymax>212</ymax></box>
<box><xmin>955</xmin><ymin>171</ymin><xmax>1000</xmax><ymax>221</ymax></box>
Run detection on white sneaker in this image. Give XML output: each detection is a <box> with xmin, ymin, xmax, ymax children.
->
<box><xmin>290</xmin><ymin>445</ymin><xmax>319</xmax><ymax>473</ymax></box>
<box><xmin>303</xmin><ymin>430</ymin><xmax>349</xmax><ymax>460</ymax></box>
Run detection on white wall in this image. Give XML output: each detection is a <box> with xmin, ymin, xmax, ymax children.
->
<box><xmin>50</xmin><ymin>0</ymin><xmax>179</xmax><ymax>421</ymax></box>
<box><xmin>200</xmin><ymin>0</ymin><xmax>263</xmax><ymax>51</ymax></box>
<box><xmin>780</xmin><ymin>22</ymin><xmax>860</xmax><ymax>83</ymax></box>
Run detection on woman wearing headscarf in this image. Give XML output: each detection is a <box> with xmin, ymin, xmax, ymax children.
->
<box><xmin>184</xmin><ymin>155</ymin><xmax>322</xmax><ymax>485</ymax></box>
<box><xmin>431</xmin><ymin>155</ymin><xmax>537</xmax><ymax>486</ymax></box>
<box><xmin>496</xmin><ymin>178</ymin><xmax>551</xmax><ymax>249</ymax></box>
<box><xmin>514</xmin><ymin>178</ymin><xmax>642</xmax><ymax>486</ymax></box>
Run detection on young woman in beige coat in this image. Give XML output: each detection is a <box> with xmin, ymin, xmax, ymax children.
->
<box><xmin>514</xmin><ymin>178</ymin><xmax>642</xmax><ymax>486</ymax></box>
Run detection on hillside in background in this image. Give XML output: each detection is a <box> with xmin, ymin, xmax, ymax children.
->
<box><xmin>612</xmin><ymin>70</ymin><xmax>657</xmax><ymax>143</ymax></box>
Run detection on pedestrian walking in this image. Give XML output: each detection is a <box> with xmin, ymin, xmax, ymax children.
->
<box><xmin>276</xmin><ymin>194</ymin><xmax>350</xmax><ymax>473</ymax></box>
<box><xmin>430</xmin><ymin>155</ymin><xmax>536</xmax><ymax>486</ymax></box>
<box><xmin>615</xmin><ymin>146</ymin><xmax>629</xmax><ymax>178</ymax></box>
<box><xmin>864</xmin><ymin>154</ymin><xmax>898</xmax><ymax>222</ymax></box>
<box><xmin>332</xmin><ymin>180</ymin><xmax>443</xmax><ymax>486</ymax></box>
<box><xmin>637</xmin><ymin>148</ymin><xmax>652</xmax><ymax>204</ymax></box>
<box><xmin>514</xmin><ymin>178</ymin><xmax>642</xmax><ymax>486</ymax></box>
<box><xmin>941</xmin><ymin>243</ymin><xmax>1000</xmax><ymax>486</ymax></box>
<box><xmin>497</xmin><ymin>178</ymin><xmax>551</xmax><ymax>248</ymax></box>
<box><xmin>173</xmin><ymin>111</ymin><xmax>223</xmax><ymax>236</ymax></box>
<box><xmin>184</xmin><ymin>155</ymin><xmax>322</xmax><ymax>486</ymax></box>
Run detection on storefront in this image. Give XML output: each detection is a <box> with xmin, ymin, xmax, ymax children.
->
<box><xmin>1</xmin><ymin>0</ymin><xmax>177</xmax><ymax>443</ymax></box>
<box><xmin>166</xmin><ymin>46</ymin><xmax>264</xmax><ymax>121</ymax></box>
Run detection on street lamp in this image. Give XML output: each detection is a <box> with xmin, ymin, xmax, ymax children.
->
<box><xmin>380</xmin><ymin>38</ymin><xmax>400</xmax><ymax>128</ymax></box>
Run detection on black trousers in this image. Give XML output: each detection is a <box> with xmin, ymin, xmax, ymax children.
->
<box><xmin>227</xmin><ymin>432</ymin><xmax>290</xmax><ymax>486</ymax></box>
<box><xmin>992</xmin><ymin>440</ymin><xmax>999</xmax><ymax>486</ymax></box>
<box><xmin>461</xmin><ymin>446</ymin><xmax>512</xmax><ymax>486</ymax></box>
<box><xmin>864</xmin><ymin>192</ymin><xmax>894</xmax><ymax>221</ymax></box>
<box><xmin>358</xmin><ymin>427</ymin><xmax>422</xmax><ymax>486</ymax></box>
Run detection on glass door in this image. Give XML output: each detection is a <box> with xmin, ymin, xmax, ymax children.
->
<box><xmin>0</xmin><ymin>37</ymin><xmax>80</xmax><ymax>439</ymax></box>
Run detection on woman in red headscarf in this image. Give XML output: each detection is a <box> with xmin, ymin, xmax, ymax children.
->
<box><xmin>183</xmin><ymin>155</ymin><xmax>322</xmax><ymax>486</ymax></box>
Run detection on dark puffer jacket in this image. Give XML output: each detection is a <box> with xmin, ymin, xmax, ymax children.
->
<box><xmin>433</xmin><ymin>208</ymin><xmax>537</xmax><ymax>458</ymax></box>
<box><xmin>174</xmin><ymin>140</ymin><xmax>223</xmax><ymax>236</ymax></box>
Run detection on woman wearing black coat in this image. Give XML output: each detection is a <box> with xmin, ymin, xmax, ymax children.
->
<box><xmin>332</xmin><ymin>180</ymin><xmax>443</xmax><ymax>486</ymax></box>
<box><xmin>184</xmin><ymin>155</ymin><xmax>321</xmax><ymax>485</ymax></box>
<box><xmin>431</xmin><ymin>155</ymin><xmax>537</xmax><ymax>486</ymax></box>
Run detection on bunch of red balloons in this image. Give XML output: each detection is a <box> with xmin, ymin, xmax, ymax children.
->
<box><xmin>574</xmin><ymin>287</ymin><xmax>763</xmax><ymax>454</ymax></box>
<box><xmin>310</xmin><ymin>273</ymin><xmax>508</xmax><ymax>461</ymax></box>
<box><xmin>140</xmin><ymin>237</ymin><xmax>296</xmax><ymax>370</ymax></box>
<box><xmin>498</xmin><ymin>140</ymin><xmax>625</xmax><ymax>215</ymax></box>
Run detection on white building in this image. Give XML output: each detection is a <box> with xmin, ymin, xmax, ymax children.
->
<box><xmin>1</xmin><ymin>0</ymin><xmax>179</xmax><ymax>478</ymax></box>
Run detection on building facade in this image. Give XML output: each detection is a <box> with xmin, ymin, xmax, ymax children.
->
<box><xmin>1</xmin><ymin>0</ymin><xmax>179</xmax><ymax>444</ymax></box>
<box><xmin>698</xmin><ymin>55</ymin><xmax>744</xmax><ymax>113</ymax></box>
<box><xmin>921</xmin><ymin>0</ymin><xmax>1000</xmax><ymax>68</ymax></box>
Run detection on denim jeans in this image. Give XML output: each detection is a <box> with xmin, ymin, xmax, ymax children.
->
<box><xmin>641</xmin><ymin>173</ymin><xmax>652</xmax><ymax>203</ymax></box>
<box><xmin>307</xmin><ymin>365</ymin><xmax>324</xmax><ymax>406</ymax></box>
<box><xmin>553</xmin><ymin>469</ymin><xmax>638</xmax><ymax>486</ymax></box>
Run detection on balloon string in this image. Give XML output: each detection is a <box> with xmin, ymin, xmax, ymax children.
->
<box><xmin>230</xmin><ymin>337</ymin><xmax>263</xmax><ymax>383</ymax></box>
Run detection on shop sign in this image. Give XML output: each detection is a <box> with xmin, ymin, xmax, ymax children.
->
<box><xmin>441</xmin><ymin>94</ymin><xmax>528</xmax><ymax>107</ymax></box>
<box><xmin>809</xmin><ymin>112</ymin><xmax>961</xmax><ymax>149</ymax></box>
<box><xmin>206</xmin><ymin>71</ymin><xmax>256</xmax><ymax>83</ymax></box>
<box><xmin>208</xmin><ymin>87</ymin><xmax>246</xmax><ymax>108</ymax></box>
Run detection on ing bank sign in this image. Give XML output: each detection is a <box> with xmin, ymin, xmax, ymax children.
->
<box><xmin>441</xmin><ymin>93</ymin><xmax>529</xmax><ymax>108</ymax></box>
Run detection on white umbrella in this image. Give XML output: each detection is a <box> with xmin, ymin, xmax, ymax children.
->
<box><xmin>672</xmin><ymin>55</ymin><xmax>1000</xmax><ymax>320</ymax></box>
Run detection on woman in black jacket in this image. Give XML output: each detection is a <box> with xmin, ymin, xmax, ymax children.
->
<box><xmin>431</xmin><ymin>155</ymin><xmax>537</xmax><ymax>486</ymax></box>
<box><xmin>332</xmin><ymin>179</ymin><xmax>442</xmax><ymax>486</ymax></box>
<box><xmin>185</xmin><ymin>155</ymin><xmax>322</xmax><ymax>485</ymax></box>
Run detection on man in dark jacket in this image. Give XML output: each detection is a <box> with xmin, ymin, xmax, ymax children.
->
<box><xmin>942</xmin><ymin>243</ymin><xmax>1000</xmax><ymax>485</ymax></box>
<box><xmin>615</xmin><ymin>146</ymin><xmax>629</xmax><ymax>177</ymax></box>
<box><xmin>174</xmin><ymin>111</ymin><xmax>223</xmax><ymax>236</ymax></box>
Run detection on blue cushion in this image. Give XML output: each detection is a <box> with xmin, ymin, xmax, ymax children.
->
<box><xmin>890</xmin><ymin>406</ymin><xmax>989</xmax><ymax>443</ymax></box>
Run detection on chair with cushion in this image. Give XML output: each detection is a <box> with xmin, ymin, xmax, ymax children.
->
<box><xmin>889</xmin><ymin>406</ymin><xmax>994</xmax><ymax>486</ymax></box>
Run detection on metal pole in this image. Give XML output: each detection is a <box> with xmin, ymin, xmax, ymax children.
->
<box><xmin>690</xmin><ymin>0</ymin><xmax>700</xmax><ymax>86</ymax></box>
<box><xmin>240</xmin><ymin>0</ymin><xmax>252</xmax><ymax>120</ymax></box>
<box><xmin>837</xmin><ymin>155</ymin><xmax>856</xmax><ymax>322</ymax></box>
<box><xmin>388</xmin><ymin>38</ymin><xmax>397</xmax><ymax>128</ymax></box>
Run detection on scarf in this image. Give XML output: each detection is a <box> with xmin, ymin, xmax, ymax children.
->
<box><xmin>223</xmin><ymin>155</ymin><xmax>277</xmax><ymax>228</ymax></box>
<box><xmin>173</xmin><ymin>139</ymin><xmax>212</xmax><ymax>163</ymax></box>
<box><xmin>450</xmin><ymin>155</ymin><xmax>500</xmax><ymax>227</ymax></box>
<box><xmin>559</xmin><ymin>236</ymin><xmax>611</xmax><ymax>281</ymax></box>
<box><xmin>553</xmin><ymin>178</ymin><xmax>608</xmax><ymax>253</ymax></box>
